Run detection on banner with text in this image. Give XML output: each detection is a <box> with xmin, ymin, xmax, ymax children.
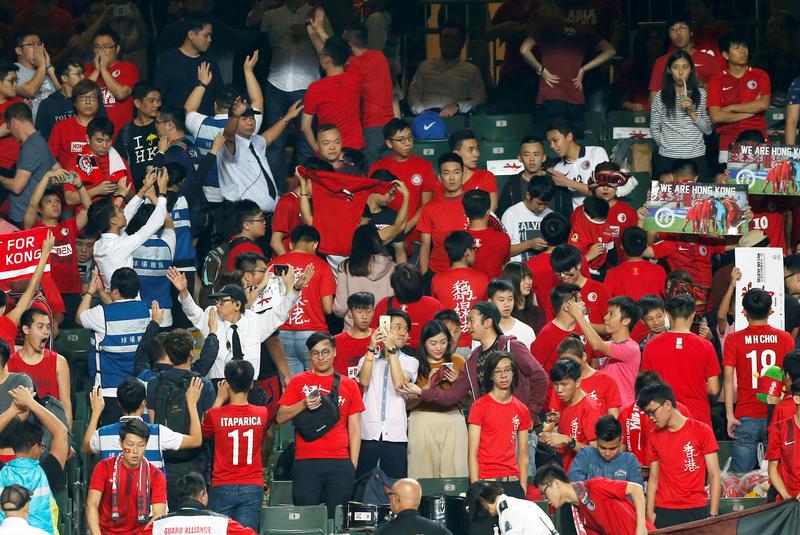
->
<box><xmin>727</xmin><ymin>142</ymin><xmax>800</xmax><ymax>196</ymax></box>
<box><xmin>0</xmin><ymin>228</ymin><xmax>51</xmax><ymax>283</ymax></box>
<box><xmin>644</xmin><ymin>181</ymin><xmax>749</xmax><ymax>236</ymax></box>
<box><xmin>735</xmin><ymin>247</ymin><xmax>785</xmax><ymax>331</ymax></box>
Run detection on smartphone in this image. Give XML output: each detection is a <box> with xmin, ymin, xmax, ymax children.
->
<box><xmin>306</xmin><ymin>386</ymin><xmax>320</xmax><ymax>401</ymax></box>
<box><xmin>113</xmin><ymin>4</ymin><xmax>132</xmax><ymax>17</ymax></box>
<box><xmin>379</xmin><ymin>315</ymin><xmax>391</xmax><ymax>331</ymax></box>
<box><xmin>442</xmin><ymin>362</ymin><xmax>454</xmax><ymax>370</ymax></box>
<box><xmin>273</xmin><ymin>264</ymin><xmax>289</xmax><ymax>276</ymax></box>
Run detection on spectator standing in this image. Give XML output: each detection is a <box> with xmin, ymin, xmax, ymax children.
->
<box><xmin>223</xmin><ymin>200</ymin><xmax>268</xmax><ymax>271</ymax></box>
<box><xmin>47</xmin><ymin>79</ymin><xmax>102</xmax><ymax>169</ymax></box>
<box><xmin>786</xmin><ymin>76</ymin><xmax>800</xmax><ymax>145</ymax></box>
<box><xmin>439</xmin><ymin>130</ymin><xmax>498</xmax><ymax>211</ymax></box>
<box><xmin>567</xmin><ymin>196</ymin><xmax>617</xmax><ymax>278</ymax></box>
<box><xmin>525</xmin><ymin>213</ymin><xmax>572</xmax><ymax>320</ymax></box>
<box><xmin>569</xmin><ymin>415</ymin><xmax>643</xmax><ymax>485</ymax></box>
<box><xmin>0</xmin><ymin>62</ymin><xmax>23</xmax><ymax>174</ymax></box>
<box><xmin>502</xmin><ymin>176</ymin><xmax>555</xmax><ymax>263</ymax></box>
<box><xmin>34</xmin><ymin>59</ymin><xmax>82</xmax><ymax>139</ymax></box>
<box><xmin>13</xmin><ymin>31</ymin><xmax>58</xmax><ymax>122</ymax></box>
<box><xmin>465</xmin><ymin>190</ymin><xmax>509</xmax><ymax>279</ymax></box>
<box><xmin>502</xmin><ymin>262</ymin><xmax>547</xmax><ymax>335</ymax></box>
<box><xmin>489</xmin><ymin>279</ymin><xmax>536</xmax><ymax>349</ymax></box>
<box><xmin>129</xmin><ymin>204</ymin><xmax>176</xmax><ymax>327</ymax></box>
<box><xmin>114</xmin><ymin>83</ymin><xmax>161</xmax><ymax>189</ymax></box>
<box><xmin>498</xmin><ymin>137</ymin><xmax>550</xmax><ymax>218</ymax></box>
<box><xmin>545</xmin><ymin>120</ymin><xmax>610</xmax><ymax>210</ymax></box>
<box><xmin>314</xmin><ymin>125</ymin><xmax>363</xmax><ymax>175</ymax></box>
<box><xmin>551</xmin><ymin>334</ymin><xmax>620</xmax><ymax>416</ymax></box>
<box><xmin>638</xmin><ymin>295</ymin><xmax>667</xmax><ymax>352</ymax></box>
<box><xmin>531</xmin><ymin>284</ymin><xmax>588</xmax><ymax>376</ymax></box>
<box><xmin>582</xmin><ymin>163</ymin><xmax>638</xmax><ymax>255</ymax></box>
<box><xmin>334</xmin><ymin>292</ymin><xmax>376</xmax><ymax>378</ymax></box>
<box><xmin>549</xmin><ymin>244</ymin><xmax>610</xmax><ymax>329</ymax></box>
<box><xmin>766</xmin><ymin>379</ymin><xmax>800</xmax><ymax>502</ymax></box>
<box><xmin>12</xmin><ymin>2</ymin><xmax>74</xmax><ymax>57</ymax></box>
<box><xmin>605</xmin><ymin>228</ymin><xmax>667</xmax><ymax>301</ymax></box>
<box><xmin>270</xmin><ymin>182</ymin><xmax>306</xmax><ymax>257</ymax></box>
<box><xmin>0</xmin><ymin>484</ymin><xmax>49</xmax><ymax>535</ymax></box>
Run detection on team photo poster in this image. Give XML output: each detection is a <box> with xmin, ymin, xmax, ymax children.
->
<box><xmin>727</xmin><ymin>142</ymin><xmax>800</xmax><ymax>196</ymax></box>
<box><xmin>643</xmin><ymin>181</ymin><xmax>749</xmax><ymax>236</ymax></box>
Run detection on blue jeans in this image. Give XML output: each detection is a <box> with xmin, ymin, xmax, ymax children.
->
<box><xmin>208</xmin><ymin>483</ymin><xmax>262</xmax><ymax>531</ymax></box>
<box><xmin>279</xmin><ymin>329</ymin><xmax>315</xmax><ymax>377</ymax></box>
<box><xmin>264</xmin><ymin>82</ymin><xmax>314</xmax><ymax>186</ymax></box>
<box><xmin>732</xmin><ymin>416</ymin><xmax>767</xmax><ymax>472</ymax></box>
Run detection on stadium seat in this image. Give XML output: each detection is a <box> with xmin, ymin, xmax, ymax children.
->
<box><xmin>54</xmin><ymin>329</ymin><xmax>93</xmax><ymax>393</ymax></box>
<box><xmin>717</xmin><ymin>440</ymin><xmax>733</xmax><ymax>468</ymax></box>
<box><xmin>442</xmin><ymin>114</ymin><xmax>468</xmax><ymax>133</ymax></box>
<box><xmin>273</xmin><ymin>421</ymin><xmax>295</xmax><ymax>452</ymax></box>
<box><xmin>417</xmin><ymin>477</ymin><xmax>470</xmax><ymax>496</ymax></box>
<box><xmin>412</xmin><ymin>140</ymin><xmax>449</xmax><ymax>167</ymax></box>
<box><xmin>583</xmin><ymin>111</ymin><xmax>607</xmax><ymax>144</ymax></box>
<box><xmin>766</xmin><ymin>107</ymin><xmax>786</xmax><ymax>131</ymax></box>
<box><xmin>607</xmin><ymin>111</ymin><xmax>651</xmax><ymax>147</ymax></box>
<box><xmin>260</xmin><ymin>504</ymin><xmax>328</xmax><ymax>535</ymax></box>
<box><xmin>478</xmin><ymin>140</ymin><xmax>520</xmax><ymax>169</ymax></box>
<box><xmin>269</xmin><ymin>480</ymin><xmax>294</xmax><ymax>506</ymax></box>
<box><xmin>718</xmin><ymin>497</ymin><xmax>767</xmax><ymax>515</ymax></box>
<box><xmin>73</xmin><ymin>393</ymin><xmax>89</xmax><ymax>424</ymax></box>
<box><xmin>470</xmin><ymin>113</ymin><xmax>533</xmax><ymax>141</ymax></box>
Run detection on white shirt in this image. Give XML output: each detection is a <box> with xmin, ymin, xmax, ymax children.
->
<box><xmin>260</xmin><ymin>5</ymin><xmax>332</xmax><ymax>92</ymax></box>
<box><xmin>0</xmin><ymin>516</ymin><xmax>48</xmax><ymax>535</ymax></box>
<box><xmin>217</xmin><ymin>133</ymin><xmax>278</xmax><ymax>212</ymax></box>
<box><xmin>178</xmin><ymin>290</ymin><xmax>300</xmax><ymax>379</ymax></box>
<box><xmin>93</xmin><ymin>195</ymin><xmax>167</xmax><ymax>288</ymax></box>
<box><xmin>16</xmin><ymin>63</ymin><xmax>56</xmax><ymax>122</ymax></box>
<box><xmin>357</xmin><ymin>351</ymin><xmax>419</xmax><ymax>442</ymax></box>
<box><xmin>503</xmin><ymin>319</ymin><xmax>536</xmax><ymax>348</ymax></box>
<box><xmin>501</xmin><ymin>202</ymin><xmax>553</xmax><ymax>262</ymax></box>
<box><xmin>496</xmin><ymin>494</ymin><xmax>557</xmax><ymax>535</ymax></box>
<box><xmin>552</xmin><ymin>145</ymin><xmax>609</xmax><ymax>209</ymax></box>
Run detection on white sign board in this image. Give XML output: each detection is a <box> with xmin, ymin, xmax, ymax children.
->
<box><xmin>735</xmin><ymin>247</ymin><xmax>785</xmax><ymax>331</ymax></box>
<box><xmin>486</xmin><ymin>159</ymin><xmax>524</xmax><ymax>176</ymax></box>
<box><xmin>612</xmin><ymin>127</ymin><xmax>652</xmax><ymax>139</ymax></box>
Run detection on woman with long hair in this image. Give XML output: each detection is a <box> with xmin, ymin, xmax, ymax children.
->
<box><xmin>400</xmin><ymin>320</ymin><xmax>469</xmax><ymax>478</ymax></box>
<box><xmin>502</xmin><ymin>262</ymin><xmax>546</xmax><ymax>334</ymax></box>
<box><xmin>650</xmin><ymin>50</ymin><xmax>713</xmax><ymax>180</ymax></box>
<box><xmin>333</xmin><ymin>224</ymin><xmax>395</xmax><ymax>328</ymax></box>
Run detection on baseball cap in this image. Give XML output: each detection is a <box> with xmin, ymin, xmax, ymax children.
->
<box><xmin>738</xmin><ymin>230</ymin><xmax>769</xmax><ymax>248</ymax></box>
<box><xmin>473</xmin><ymin>301</ymin><xmax>503</xmax><ymax>337</ymax></box>
<box><xmin>209</xmin><ymin>284</ymin><xmax>247</xmax><ymax>308</ymax></box>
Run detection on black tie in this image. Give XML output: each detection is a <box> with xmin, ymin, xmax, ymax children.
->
<box><xmin>249</xmin><ymin>142</ymin><xmax>277</xmax><ymax>199</ymax></box>
<box><xmin>230</xmin><ymin>324</ymin><xmax>244</xmax><ymax>360</ymax></box>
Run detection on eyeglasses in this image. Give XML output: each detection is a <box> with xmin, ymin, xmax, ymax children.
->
<box><xmin>21</xmin><ymin>41</ymin><xmax>43</xmax><ymax>48</ymax></box>
<box><xmin>66</xmin><ymin>71</ymin><xmax>84</xmax><ymax>77</ymax></box>
<box><xmin>248</xmin><ymin>269</ymin><xmax>267</xmax><ymax>274</ymax></box>
<box><xmin>216</xmin><ymin>297</ymin><xmax>235</xmax><ymax>304</ymax></box>
<box><xmin>245</xmin><ymin>218</ymin><xmax>266</xmax><ymax>223</ymax></box>
<box><xmin>785</xmin><ymin>273</ymin><xmax>797</xmax><ymax>280</ymax></box>
<box><xmin>390</xmin><ymin>136</ymin><xmax>413</xmax><ymax>144</ymax></box>
<box><xmin>77</xmin><ymin>95</ymin><xmax>98</xmax><ymax>102</ymax></box>
<box><xmin>309</xmin><ymin>348</ymin><xmax>333</xmax><ymax>359</ymax></box>
<box><xmin>93</xmin><ymin>44</ymin><xmax>117</xmax><ymax>50</ymax></box>
<box><xmin>541</xmin><ymin>483</ymin><xmax>553</xmax><ymax>496</ymax></box>
<box><xmin>643</xmin><ymin>401</ymin><xmax>666</xmax><ymax>419</ymax></box>
<box><xmin>492</xmin><ymin>367</ymin><xmax>514</xmax><ymax>376</ymax></box>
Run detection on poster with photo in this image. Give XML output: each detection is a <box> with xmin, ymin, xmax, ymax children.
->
<box><xmin>643</xmin><ymin>181</ymin><xmax>749</xmax><ymax>236</ymax></box>
<box><xmin>734</xmin><ymin>247</ymin><xmax>785</xmax><ymax>331</ymax></box>
<box><xmin>727</xmin><ymin>142</ymin><xmax>800</xmax><ymax>196</ymax></box>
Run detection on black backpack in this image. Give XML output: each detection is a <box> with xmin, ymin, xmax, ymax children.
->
<box><xmin>154</xmin><ymin>371</ymin><xmax>202</xmax><ymax>463</ymax></box>
<box><xmin>199</xmin><ymin>236</ymin><xmax>251</xmax><ymax>308</ymax></box>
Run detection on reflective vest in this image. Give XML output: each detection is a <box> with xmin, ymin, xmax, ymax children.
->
<box><xmin>97</xmin><ymin>418</ymin><xmax>165</xmax><ymax>469</ymax></box>
<box><xmin>133</xmin><ymin>236</ymin><xmax>174</xmax><ymax>326</ymax></box>
<box><xmin>91</xmin><ymin>300</ymin><xmax>150</xmax><ymax>396</ymax></box>
<box><xmin>170</xmin><ymin>195</ymin><xmax>196</xmax><ymax>269</ymax></box>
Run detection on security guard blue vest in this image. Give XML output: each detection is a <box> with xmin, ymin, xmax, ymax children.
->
<box><xmin>90</xmin><ymin>300</ymin><xmax>150</xmax><ymax>396</ymax></box>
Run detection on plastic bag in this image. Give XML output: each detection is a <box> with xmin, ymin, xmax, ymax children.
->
<box><xmin>720</xmin><ymin>457</ymin><xmax>745</xmax><ymax>498</ymax></box>
<box><xmin>740</xmin><ymin>443</ymin><xmax>769</xmax><ymax>496</ymax></box>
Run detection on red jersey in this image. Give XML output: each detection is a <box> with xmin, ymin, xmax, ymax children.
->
<box><xmin>7</xmin><ymin>348</ymin><xmax>59</xmax><ymax>400</ymax></box>
<box><xmin>84</xmin><ymin>60</ymin><xmax>139</xmax><ymax>134</ymax></box>
<box><xmin>642</xmin><ymin>331</ymin><xmax>721</xmax><ymax>427</ymax></box>
<box><xmin>271</xmin><ymin>192</ymin><xmax>303</xmax><ymax>255</ymax></box>
<box><xmin>33</xmin><ymin>217</ymin><xmax>82</xmax><ymax>294</ymax></box>
<box><xmin>201</xmin><ymin>404</ymin><xmax>269</xmax><ymax>486</ymax></box>
<box><xmin>750</xmin><ymin>211</ymin><xmax>786</xmax><ymax>252</ymax></box>
<box><xmin>303</xmin><ymin>71</ymin><xmax>364</xmax><ymax>149</ymax></box>
<box><xmin>531</xmin><ymin>321</ymin><xmax>587</xmax><ymax>374</ymax></box>
<box><xmin>417</xmin><ymin>195</ymin><xmax>469</xmax><ymax>274</ymax></box>
<box><xmin>333</xmin><ymin>330</ymin><xmax>372</xmax><ymax>379</ymax></box>
<box><xmin>707</xmin><ymin>67</ymin><xmax>771</xmax><ymax>150</ymax></box>
<box><xmin>372</xmin><ymin>295</ymin><xmax>443</xmax><ymax>349</ymax></box>
<box><xmin>649</xmin><ymin>49</ymin><xmax>722</xmax><ymax>92</ymax></box>
<box><xmin>0</xmin><ymin>97</ymin><xmax>23</xmax><ymax>169</ymax></box>
<box><xmin>433</xmin><ymin>169</ymin><xmax>498</xmax><ymax>200</ymax></box>
<box><xmin>569</xmin><ymin>209</ymin><xmax>617</xmax><ymax>271</ymax></box>
<box><xmin>604</xmin><ymin>260</ymin><xmax>666</xmax><ymax>301</ymax></box>
<box><xmin>572</xmin><ymin>479</ymin><xmax>657</xmax><ymax>535</ymax></box>
<box><xmin>766</xmin><ymin>415</ymin><xmax>800</xmax><ymax>500</ymax></box>
<box><xmin>771</xmin><ymin>397</ymin><xmax>796</xmax><ymax>428</ymax></box>
<box><xmin>345</xmin><ymin>50</ymin><xmax>394</xmax><ymax>129</ymax></box>
<box><xmin>579</xmin><ymin>278</ymin><xmax>610</xmax><ymax>325</ymax></box>
<box><xmin>557</xmin><ymin>394</ymin><xmax>601</xmax><ymax>471</ymax></box>
<box><xmin>48</xmin><ymin>116</ymin><xmax>88</xmax><ymax>169</ymax></box>
<box><xmin>547</xmin><ymin>370</ymin><xmax>621</xmax><ymax>415</ymax></box>
<box><xmin>646</xmin><ymin>418</ymin><xmax>718</xmax><ymax>509</ymax></box>
<box><xmin>279</xmin><ymin>371</ymin><xmax>365</xmax><ymax>459</ymax></box>
<box><xmin>369</xmin><ymin>155</ymin><xmax>436</xmax><ymax>226</ymax></box>
<box><xmin>64</xmin><ymin>146</ymin><xmax>132</xmax><ymax>211</ymax></box>
<box><xmin>527</xmin><ymin>251</ymin><xmax>559</xmax><ymax>319</ymax></box>
<box><xmin>226</xmin><ymin>238</ymin><xmax>264</xmax><ymax>271</ymax></box>
<box><xmin>723</xmin><ymin>324</ymin><xmax>794</xmax><ymax>419</ymax></box>
<box><xmin>650</xmin><ymin>237</ymin><xmax>725</xmax><ymax>289</ymax></box>
<box><xmin>269</xmin><ymin>252</ymin><xmax>336</xmax><ymax>332</ymax></box>
<box><xmin>620</xmin><ymin>401</ymin><xmax>692</xmax><ymax>466</ymax></box>
<box><xmin>467</xmin><ymin>394</ymin><xmax>532</xmax><ymax>479</ymax></box>
<box><xmin>88</xmin><ymin>456</ymin><xmax>167</xmax><ymax>535</ymax></box>
<box><xmin>431</xmin><ymin>267</ymin><xmax>489</xmax><ymax>348</ymax></box>
<box><xmin>0</xmin><ymin>316</ymin><xmax>17</xmax><ymax>348</ymax></box>
<box><xmin>468</xmin><ymin>228</ymin><xmax>510</xmax><ymax>279</ymax></box>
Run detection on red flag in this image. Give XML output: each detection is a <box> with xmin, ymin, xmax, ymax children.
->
<box><xmin>0</xmin><ymin>227</ymin><xmax>51</xmax><ymax>282</ymax></box>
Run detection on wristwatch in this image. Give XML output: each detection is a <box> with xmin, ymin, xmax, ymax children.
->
<box><xmin>536</xmin><ymin>65</ymin><xmax>545</xmax><ymax>76</ymax></box>
<box><xmin>567</xmin><ymin>437</ymin><xmax>577</xmax><ymax>450</ymax></box>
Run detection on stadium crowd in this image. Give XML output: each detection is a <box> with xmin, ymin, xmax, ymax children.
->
<box><xmin>1</xmin><ymin>0</ymin><xmax>800</xmax><ymax>534</ymax></box>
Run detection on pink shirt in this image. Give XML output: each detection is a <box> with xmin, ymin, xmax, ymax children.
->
<box><xmin>600</xmin><ymin>338</ymin><xmax>640</xmax><ymax>407</ymax></box>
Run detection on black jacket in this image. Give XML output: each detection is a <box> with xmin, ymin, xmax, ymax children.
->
<box><xmin>374</xmin><ymin>509</ymin><xmax>453</xmax><ymax>535</ymax></box>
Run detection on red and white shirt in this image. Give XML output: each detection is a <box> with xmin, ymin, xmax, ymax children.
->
<box><xmin>766</xmin><ymin>415</ymin><xmax>800</xmax><ymax>500</ymax></box>
<box><xmin>547</xmin><ymin>370</ymin><xmax>621</xmax><ymax>415</ymax></box>
<box><xmin>707</xmin><ymin>67</ymin><xmax>771</xmax><ymax>150</ymax></box>
<box><xmin>433</xmin><ymin>168</ymin><xmax>498</xmax><ymax>200</ymax></box>
<box><xmin>48</xmin><ymin>116</ymin><xmax>89</xmax><ymax>169</ymax></box>
<box><xmin>604</xmin><ymin>260</ymin><xmax>666</xmax><ymax>301</ymax></box>
<box><xmin>201</xmin><ymin>403</ymin><xmax>269</xmax><ymax>487</ymax></box>
<box><xmin>33</xmin><ymin>217</ymin><xmax>82</xmax><ymax>295</ymax></box>
<box><xmin>557</xmin><ymin>394</ymin><xmax>601</xmax><ymax>471</ymax></box>
<box><xmin>572</xmin><ymin>478</ymin><xmax>657</xmax><ymax>535</ymax></box>
<box><xmin>372</xmin><ymin>295</ymin><xmax>443</xmax><ymax>349</ymax></box>
<box><xmin>271</xmin><ymin>192</ymin><xmax>303</xmax><ymax>255</ymax></box>
<box><xmin>467</xmin><ymin>394</ymin><xmax>532</xmax><ymax>479</ymax></box>
<box><xmin>269</xmin><ymin>251</ymin><xmax>336</xmax><ymax>332</ymax></box>
<box><xmin>369</xmin><ymin>155</ymin><xmax>436</xmax><ymax>229</ymax></box>
<box><xmin>431</xmin><ymin>267</ymin><xmax>489</xmax><ymax>347</ymax></box>
<box><xmin>64</xmin><ymin>145</ymin><xmax>132</xmax><ymax>211</ymax></box>
<box><xmin>620</xmin><ymin>401</ymin><xmax>692</xmax><ymax>466</ymax></box>
<box><xmin>417</xmin><ymin>195</ymin><xmax>469</xmax><ymax>274</ymax></box>
<box><xmin>84</xmin><ymin>60</ymin><xmax>140</xmax><ymax>135</ymax></box>
<box><xmin>468</xmin><ymin>227</ymin><xmax>510</xmax><ymax>279</ymax></box>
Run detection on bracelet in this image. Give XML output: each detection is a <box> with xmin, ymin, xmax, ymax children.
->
<box><xmin>82</xmin><ymin>292</ymin><xmax>93</xmax><ymax>298</ymax></box>
<box><xmin>300</xmin><ymin>193</ymin><xmax>309</xmax><ymax>196</ymax></box>
<box><xmin>366</xmin><ymin>346</ymin><xmax>377</xmax><ymax>354</ymax></box>
<box><xmin>536</xmin><ymin>65</ymin><xmax>544</xmax><ymax>76</ymax></box>
<box><xmin>74</xmin><ymin>182</ymin><xmax>84</xmax><ymax>190</ymax></box>
<box><xmin>46</xmin><ymin>64</ymin><xmax>54</xmax><ymax>70</ymax></box>
<box><xmin>197</xmin><ymin>81</ymin><xmax>208</xmax><ymax>88</ymax></box>
<box><xmin>282</xmin><ymin>116</ymin><xmax>289</xmax><ymax>126</ymax></box>
<box><xmin>292</xmin><ymin>285</ymin><xmax>302</xmax><ymax>292</ymax></box>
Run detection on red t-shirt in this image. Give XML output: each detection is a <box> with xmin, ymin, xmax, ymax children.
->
<box><xmin>346</xmin><ymin>50</ymin><xmax>394</xmax><ymax>129</ymax></box>
<box><xmin>620</xmin><ymin>401</ymin><xmax>692</xmax><ymax>466</ymax></box>
<box><xmin>63</xmin><ymin>148</ymin><xmax>132</xmax><ymax>211</ymax></box>
<box><xmin>531</xmin><ymin>321</ymin><xmax>587</xmax><ymax>375</ymax></box>
<box><xmin>766</xmin><ymin>415</ymin><xmax>800</xmax><ymax>499</ymax></box>
<box><xmin>579</xmin><ymin>278</ymin><xmax>610</xmax><ymax>325</ymax></box>
<box><xmin>333</xmin><ymin>330</ymin><xmax>373</xmax><ymax>379</ymax></box>
<box><xmin>771</xmin><ymin>397</ymin><xmax>796</xmax><ymax>428</ymax></box>
<box><xmin>573</xmin><ymin>478</ymin><xmax>657</xmax><ymax>535</ymax></box>
<box><xmin>707</xmin><ymin>67</ymin><xmax>771</xmax><ymax>150</ymax></box>
<box><xmin>279</xmin><ymin>371</ymin><xmax>365</xmax><ymax>459</ymax></box>
<box><xmin>369</xmin><ymin>155</ymin><xmax>436</xmax><ymax>226</ymax></box>
<box><xmin>33</xmin><ymin>217</ymin><xmax>82</xmax><ymax>294</ymax></box>
<box><xmin>201</xmin><ymin>403</ymin><xmax>269</xmax><ymax>486</ymax></box>
<box><xmin>604</xmin><ymin>260</ymin><xmax>666</xmax><ymax>301</ymax></box>
<box><xmin>417</xmin><ymin>195</ymin><xmax>469</xmax><ymax>274</ymax></box>
<box><xmin>750</xmin><ymin>211</ymin><xmax>786</xmax><ymax>253</ymax></box>
<box><xmin>433</xmin><ymin>169</ymin><xmax>498</xmax><ymax>200</ymax></box>
<box><xmin>48</xmin><ymin>116</ymin><xmax>89</xmax><ymax>169</ymax></box>
<box><xmin>271</xmin><ymin>192</ymin><xmax>303</xmax><ymax>255</ymax></box>
<box><xmin>84</xmin><ymin>60</ymin><xmax>139</xmax><ymax>135</ymax></box>
<box><xmin>7</xmin><ymin>348</ymin><xmax>59</xmax><ymax>399</ymax></box>
<box><xmin>469</xmin><ymin>228</ymin><xmax>510</xmax><ymax>279</ymax></box>
<box><xmin>372</xmin><ymin>296</ymin><xmax>443</xmax><ymax>349</ymax></box>
<box><xmin>88</xmin><ymin>456</ymin><xmax>167</xmax><ymax>535</ymax></box>
<box><xmin>467</xmin><ymin>394</ymin><xmax>532</xmax><ymax>479</ymax></box>
<box><xmin>723</xmin><ymin>324</ymin><xmax>794</xmax><ymax>419</ymax></box>
<box><xmin>557</xmin><ymin>394</ymin><xmax>601</xmax><ymax>471</ymax></box>
<box><xmin>0</xmin><ymin>97</ymin><xmax>23</xmax><ymax>169</ymax></box>
<box><xmin>269</xmin><ymin>252</ymin><xmax>335</xmax><ymax>332</ymax></box>
<box><xmin>0</xmin><ymin>316</ymin><xmax>17</xmax><ymax>348</ymax></box>
<box><xmin>547</xmin><ymin>370</ymin><xmax>622</xmax><ymax>415</ymax></box>
<box><xmin>569</xmin><ymin>209</ymin><xmax>618</xmax><ymax>271</ymax></box>
<box><xmin>304</xmin><ymin>71</ymin><xmax>364</xmax><ymax>149</ymax></box>
<box><xmin>646</xmin><ymin>418</ymin><xmax>718</xmax><ymax>509</ymax></box>
<box><xmin>650</xmin><ymin>237</ymin><xmax>725</xmax><ymax>290</ymax></box>
<box><xmin>226</xmin><ymin>238</ymin><xmax>264</xmax><ymax>271</ymax></box>
<box><xmin>527</xmin><ymin>251</ymin><xmax>560</xmax><ymax>319</ymax></box>
<box><xmin>642</xmin><ymin>332</ymin><xmax>721</xmax><ymax>426</ymax></box>
<box><xmin>431</xmin><ymin>267</ymin><xmax>489</xmax><ymax>348</ymax></box>
<box><xmin>648</xmin><ymin>49</ymin><xmax>722</xmax><ymax>92</ymax></box>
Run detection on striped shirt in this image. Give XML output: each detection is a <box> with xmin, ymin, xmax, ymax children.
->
<box><xmin>650</xmin><ymin>87</ymin><xmax>713</xmax><ymax>158</ymax></box>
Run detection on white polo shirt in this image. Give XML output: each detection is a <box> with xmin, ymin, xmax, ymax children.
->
<box><xmin>217</xmin><ymin>132</ymin><xmax>278</xmax><ymax>213</ymax></box>
<box><xmin>552</xmin><ymin>145</ymin><xmax>609</xmax><ymax>209</ymax></box>
<box><xmin>357</xmin><ymin>351</ymin><xmax>419</xmax><ymax>442</ymax></box>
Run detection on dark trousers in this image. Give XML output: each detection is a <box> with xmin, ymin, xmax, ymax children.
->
<box><xmin>293</xmin><ymin>458</ymin><xmax>355</xmax><ymax>518</ymax></box>
<box><xmin>654</xmin><ymin>505</ymin><xmax>709</xmax><ymax>529</ymax></box>
<box><xmin>356</xmin><ymin>439</ymin><xmax>407</xmax><ymax>480</ymax></box>
<box><xmin>165</xmin><ymin>455</ymin><xmax>208</xmax><ymax>507</ymax></box>
<box><xmin>264</xmin><ymin>82</ymin><xmax>314</xmax><ymax>185</ymax></box>
<box><xmin>536</xmin><ymin>99</ymin><xmax>584</xmax><ymax>136</ymax></box>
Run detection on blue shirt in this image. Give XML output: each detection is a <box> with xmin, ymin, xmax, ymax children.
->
<box><xmin>568</xmin><ymin>446</ymin><xmax>644</xmax><ymax>486</ymax></box>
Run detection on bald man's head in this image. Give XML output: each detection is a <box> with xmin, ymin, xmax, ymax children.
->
<box><xmin>389</xmin><ymin>478</ymin><xmax>422</xmax><ymax>513</ymax></box>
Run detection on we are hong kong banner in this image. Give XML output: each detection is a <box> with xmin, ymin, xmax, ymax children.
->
<box><xmin>0</xmin><ymin>228</ymin><xmax>51</xmax><ymax>283</ymax></box>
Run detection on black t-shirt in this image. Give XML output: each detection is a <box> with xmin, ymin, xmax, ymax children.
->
<box><xmin>35</xmin><ymin>92</ymin><xmax>75</xmax><ymax>139</ymax></box>
<box><xmin>375</xmin><ymin>510</ymin><xmax>453</xmax><ymax>535</ymax></box>
<box><xmin>115</xmin><ymin>120</ymin><xmax>159</xmax><ymax>189</ymax></box>
<box><xmin>365</xmin><ymin>206</ymin><xmax>403</xmax><ymax>244</ymax></box>
<box><xmin>0</xmin><ymin>453</ymin><xmax>65</xmax><ymax>493</ymax></box>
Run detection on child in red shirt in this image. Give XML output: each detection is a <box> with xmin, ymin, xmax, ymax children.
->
<box><xmin>464</xmin><ymin>190</ymin><xmax>510</xmax><ymax>279</ymax></box>
<box><xmin>531</xmin><ymin>283</ymin><xmax>589</xmax><ymax>376</ymax></box>
<box><xmin>568</xmin><ymin>195</ymin><xmax>617</xmax><ymax>277</ymax></box>
<box><xmin>766</xmin><ymin>379</ymin><xmax>800</xmax><ymax>501</ymax></box>
<box><xmin>334</xmin><ymin>292</ymin><xmax>375</xmax><ymax>379</ymax></box>
<box><xmin>769</xmin><ymin>351</ymin><xmax>800</xmax><ymax>428</ymax></box>
<box><xmin>549</xmin><ymin>244</ymin><xmax>610</xmax><ymax>330</ymax></box>
<box><xmin>605</xmin><ymin>227</ymin><xmax>667</xmax><ymax>300</ymax></box>
<box><xmin>638</xmin><ymin>381</ymin><xmax>720</xmax><ymax>528</ymax></box>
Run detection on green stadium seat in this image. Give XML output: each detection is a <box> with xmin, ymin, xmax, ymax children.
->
<box><xmin>269</xmin><ymin>480</ymin><xmax>294</xmax><ymax>506</ymax></box>
<box><xmin>55</xmin><ymin>329</ymin><xmax>93</xmax><ymax>393</ymax></box>
<box><xmin>718</xmin><ymin>497</ymin><xmax>767</xmax><ymax>515</ymax></box>
<box><xmin>583</xmin><ymin>111</ymin><xmax>607</xmax><ymax>143</ymax></box>
<box><xmin>417</xmin><ymin>477</ymin><xmax>470</xmax><ymax>496</ymax></box>
<box><xmin>479</xmin><ymin>140</ymin><xmax>520</xmax><ymax>169</ymax></box>
<box><xmin>273</xmin><ymin>421</ymin><xmax>295</xmax><ymax>452</ymax></box>
<box><xmin>411</xmin><ymin>140</ymin><xmax>449</xmax><ymax>167</ymax></box>
<box><xmin>471</xmin><ymin>113</ymin><xmax>533</xmax><ymax>141</ymax></box>
<box><xmin>717</xmin><ymin>440</ymin><xmax>733</xmax><ymax>468</ymax></box>
<box><xmin>618</xmin><ymin>172</ymin><xmax>651</xmax><ymax>210</ymax></box>
<box><xmin>766</xmin><ymin>107</ymin><xmax>786</xmax><ymax>130</ymax></box>
<box><xmin>73</xmin><ymin>393</ymin><xmax>89</xmax><ymax>423</ymax></box>
<box><xmin>260</xmin><ymin>504</ymin><xmax>328</xmax><ymax>535</ymax></box>
<box><xmin>442</xmin><ymin>114</ymin><xmax>468</xmax><ymax>133</ymax></box>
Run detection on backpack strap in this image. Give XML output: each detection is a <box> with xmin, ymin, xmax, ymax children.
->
<box><xmin>331</xmin><ymin>371</ymin><xmax>341</xmax><ymax>400</ymax></box>
<box><xmin>387</xmin><ymin>297</ymin><xmax>394</xmax><ymax>310</ymax></box>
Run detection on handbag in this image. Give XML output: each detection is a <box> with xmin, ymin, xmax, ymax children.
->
<box><xmin>293</xmin><ymin>372</ymin><xmax>341</xmax><ymax>441</ymax></box>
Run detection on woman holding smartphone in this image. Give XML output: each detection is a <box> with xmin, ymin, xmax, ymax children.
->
<box><xmin>400</xmin><ymin>320</ymin><xmax>469</xmax><ymax>479</ymax></box>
